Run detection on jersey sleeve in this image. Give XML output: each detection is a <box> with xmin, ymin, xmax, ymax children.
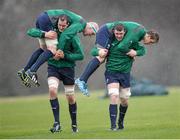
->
<box><xmin>64</xmin><ymin>35</ymin><xmax>84</xmax><ymax>61</ymax></box>
<box><xmin>27</xmin><ymin>28</ymin><xmax>45</xmax><ymax>38</ymax></box>
<box><xmin>58</xmin><ymin>22</ymin><xmax>85</xmax><ymax>50</ymax></box>
<box><xmin>90</xmin><ymin>46</ymin><xmax>99</xmax><ymax>56</ymax></box>
<box><xmin>117</xmin><ymin>26</ymin><xmax>146</xmax><ymax>53</ymax></box>
<box><xmin>133</xmin><ymin>42</ymin><xmax>147</xmax><ymax>56</ymax></box>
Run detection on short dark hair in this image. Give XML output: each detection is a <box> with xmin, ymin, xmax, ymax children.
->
<box><xmin>59</xmin><ymin>14</ymin><xmax>70</xmax><ymax>25</ymax></box>
<box><xmin>113</xmin><ymin>24</ymin><xmax>126</xmax><ymax>32</ymax></box>
<box><xmin>147</xmin><ymin>30</ymin><xmax>159</xmax><ymax>43</ymax></box>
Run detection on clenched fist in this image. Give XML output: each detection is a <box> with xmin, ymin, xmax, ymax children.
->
<box><xmin>53</xmin><ymin>49</ymin><xmax>64</xmax><ymax>60</ymax></box>
<box><xmin>98</xmin><ymin>49</ymin><xmax>108</xmax><ymax>58</ymax></box>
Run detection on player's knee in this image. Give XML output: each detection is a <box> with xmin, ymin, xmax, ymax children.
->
<box><xmin>48</xmin><ymin>77</ymin><xmax>59</xmax><ymax>99</ymax></box>
<box><xmin>45</xmin><ymin>38</ymin><xmax>58</xmax><ymax>54</ymax></box>
<box><xmin>120</xmin><ymin>98</ymin><xmax>129</xmax><ymax>106</ymax></box>
<box><xmin>47</xmin><ymin>45</ymin><xmax>57</xmax><ymax>54</ymax></box>
<box><xmin>120</xmin><ymin>88</ymin><xmax>131</xmax><ymax>100</ymax></box>
<box><xmin>49</xmin><ymin>87</ymin><xmax>58</xmax><ymax>99</ymax></box>
<box><xmin>40</xmin><ymin>45</ymin><xmax>47</xmax><ymax>50</ymax></box>
<box><xmin>110</xmin><ymin>95</ymin><xmax>119</xmax><ymax>104</ymax></box>
<box><xmin>108</xmin><ymin>88</ymin><xmax>119</xmax><ymax>104</ymax></box>
<box><xmin>96</xmin><ymin>56</ymin><xmax>105</xmax><ymax>63</ymax></box>
<box><xmin>64</xmin><ymin>85</ymin><xmax>75</xmax><ymax>95</ymax></box>
<box><xmin>66</xmin><ymin>95</ymin><xmax>76</xmax><ymax>104</ymax></box>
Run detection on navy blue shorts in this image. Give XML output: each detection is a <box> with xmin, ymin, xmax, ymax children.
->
<box><xmin>95</xmin><ymin>25</ymin><xmax>113</xmax><ymax>49</ymax></box>
<box><xmin>105</xmin><ymin>71</ymin><xmax>130</xmax><ymax>88</ymax></box>
<box><xmin>36</xmin><ymin>12</ymin><xmax>53</xmax><ymax>32</ymax></box>
<box><xmin>48</xmin><ymin>65</ymin><xmax>75</xmax><ymax>85</ymax></box>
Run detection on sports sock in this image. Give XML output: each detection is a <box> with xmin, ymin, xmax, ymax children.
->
<box><xmin>118</xmin><ymin>104</ymin><xmax>128</xmax><ymax>124</ymax></box>
<box><xmin>109</xmin><ymin>104</ymin><xmax>117</xmax><ymax>128</ymax></box>
<box><xmin>80</xmin><ymin>57</ymin><xmax>100</xmax><ymax>83</ymax></box>
<box><xmin>24</xmin><ymin>48</ymin><xmax>44</xmax><ymax>71</ymax></box>
<box><xmin>69</xmin><ymin>102</ymin><xmax>77</xmax><ymax>126</ymax></box>
<box><xmin>50</xmin><ymin>98</ymin><xmax>60</xmax><ymax>123</ymax></box>
<box><xmin>30</xmin><ymin>50</ymin><xmax>53</xmax><ymax>72</ymax></box>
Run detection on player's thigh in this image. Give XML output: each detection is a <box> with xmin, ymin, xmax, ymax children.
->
<box><xmin>59</xmin><ymin>67</ymin><xmax>75</xmax><ymax>94</ymax></box>
<box><xmin>107</xmin><ymin>83</ymin><xmax>119</xmax><ymax>96</ymax></box>
<box><xmin>105</xmin><ymin>70</ymin><xmax>119</xmax><ymax>89</ymax></box>
<box><xmin>105</xmin><ymin>71</ymin><xmax>120</xmax><ymax>99</ymax></box>
<box><xmin>47</xmin><ymin>65</ymin><xmax>61</xmax><ymax>98</ymax></box>
<box><xmin>96</xmin><ymin>25</ymin><xmax>111</xmax><ymax>49</ymax></box>
<box><xmin>107</xmin><ymin>83</ymin><xmax>119</xmax><ymax>104</ymax></box>
<box><xmin>47</xmin><ymin>76</ymin><xmax>60</xmax><ymax>99</ymax></box>
<box><xmin>96</xmin><ymin>55</ymin><xmax>106</xmax><ymax>63</ymax></box>
<box><xmin>64</xmin><ymin>85</ymin><xmax>76</xmax><ymax>104</ymax></box>
<box><xmin>64</xmin><ymin>85</ymin><xmax>75</xmax><ymax>95</ymax></box>
<box><xmin>119</xmin><ymin>87</ymin><xmax>131</xmax><ymax>105</ymax></box>
<box><xmin>118</xmin><ymin>73</ymin><xmax>131</xmax><ymax>99</ymax></box>
<box><xmin>38</xmin><ymin>38</ymin><xmax>47</xmax><ymax>49</ymax></box>
<box><xmin>45</xmin><ymin>38</ymin><xmax>58</xmax><ymax>54</ymax></box>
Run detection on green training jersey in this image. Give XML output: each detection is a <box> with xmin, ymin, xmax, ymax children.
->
<box><xmin>106</xmin><ymin>21</ymin><xmax>147</xmax><ymax>52</ymax></box>
<box><xmin>27</xmin><ymin>28</ymin><xmax>45</xmax><ymax>38</ymax></box>
<box><xmin>27</xmin><ymin>9</ymin><xmax>86</xmax><ymax>50</ymax></box>
<box><xmin>48</xmin><ymin>32</ymin><xmax>84</xmax><ymax>68</ymax></box>
<box><xmin>91</xmin><ymin>21</ymin><xmax>147</xmax><ymax>56</ymax></box>
<box><xmin>47</xmin><ymin>9</ymin><xmax>86</xmax><ymax>50</ymax></box>
<box><xmin>106</xmin><ymin>40</ymin><xmax>146</xmax><ymax>73</ymax></box>
<box><xmin>46</xmin><ymin>9</ymin><xmax>83</xmax><ymax>28</ymax></box>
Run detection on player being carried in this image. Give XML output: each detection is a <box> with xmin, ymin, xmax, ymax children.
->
<box><xmin>17</xmin><ymin>9</ymin><xmax>98</xmax><ymax>87</ymax></box>
<box><xmin>75</xmin><ymin>21</ymin><xmax>159</xmax><ymax>96</ymax></box>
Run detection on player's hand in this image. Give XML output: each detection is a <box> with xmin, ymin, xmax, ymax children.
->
<box><xmin>126</xmin><ymin>49</ymin><xmax>137</xmax><ymax>57</ymax></box>
<box><xmin>99</xmin><ymin>49</ymin><xmax>108</xmax><ymax>58</ymax></box>
<box><xmin>45</xmin><ymin>30</ymin><xmax>57</xmax><ymax>39</ymax></box>
<box><xmin>53</xmin><ymin>49</ymin><xmax>64</xmax><ymax>60</ymax></box>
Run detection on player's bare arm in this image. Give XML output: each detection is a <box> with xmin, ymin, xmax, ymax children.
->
<box><xmin>45</xmin><ymin>30</ymin><xmax>57</xmax><ymax>39</ymax></box>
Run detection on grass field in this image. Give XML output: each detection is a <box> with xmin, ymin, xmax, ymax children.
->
<box><xmin>0</xmin><ymin>87</ymin><xmax>180</xmax><ymax>139</ymax></box>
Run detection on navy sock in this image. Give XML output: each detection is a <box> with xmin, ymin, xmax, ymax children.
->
<box><xmin>109</xmin><ymin>104</ymin><xmax>117</xmax><ymax>128</ymax></box>
<box><xmin>69</xmin><ymin>102</ymin><xmax>77</xmax><ymax>126</ymax></box>
<box><xmin>24</xmin><ymin>48</ymin><xmax>44</xmax><ymax>71</ymax></box>
<box><xmin>50</xmin><ymin>98</ymin><xmax>60</xmax><ymax>123</ymax></box>
<box><xmin>30</xmin><ymin>50</ymin><xmax>53</xmax><ymax>72</ymax></box>
<box><xmin>118</xmin><ymin>104</ymin><xmax>128</xmax><ymax>124</ymax></box>
<box><xmin>80</xmin><ymin>57</ymin><xmax>100</xmax><ymax>83</ymax></box>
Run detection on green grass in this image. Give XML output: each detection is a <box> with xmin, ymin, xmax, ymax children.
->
<box><xmin>0</xmin><ymin>87</ymin><xmax>180</xmax><ymax>139</ymax></box>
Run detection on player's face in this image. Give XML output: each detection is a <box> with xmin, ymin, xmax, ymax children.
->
<box><xmin>114</xmin><ymin>29</ymin><xmax>125</xmax><ymax>41</ymax></box>
<box><xmin>83</xmin><ymin>27</ymin><xmax>95</xmax><ymax>36</ymax></box>
<box><xmin>58</xmin><ymin>20</ymin><xmax>69</xmax><ymax>32</ymax></box>
<box><xmin>143</xmin><ymin>35</ymin><xmax>156</xmax><ymax>45</ymax></box>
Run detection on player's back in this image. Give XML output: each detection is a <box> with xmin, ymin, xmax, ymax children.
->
<box><xmin>47</xmin><ymin>9</ymin><xmax>83</xmax><ymax>24</ymax></box>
